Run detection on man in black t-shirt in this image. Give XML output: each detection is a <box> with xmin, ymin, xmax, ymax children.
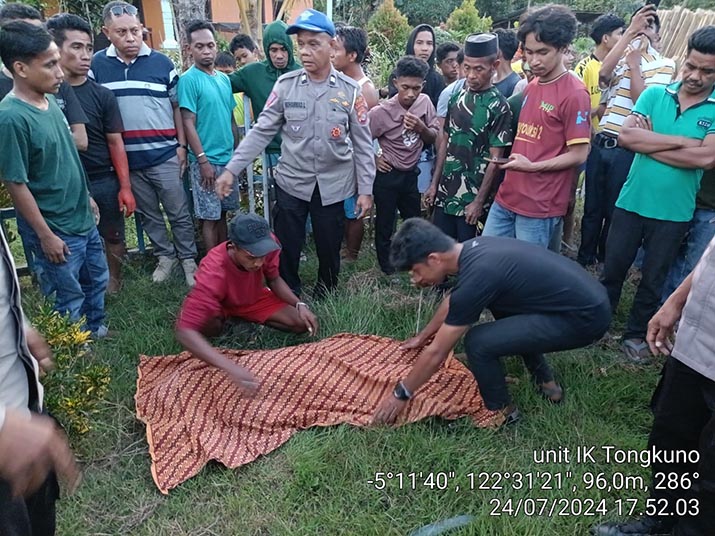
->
<box><xmin>374</xmin><ymin>218</ymin><xmax>611</xmax><ymax>427</ymax></box>
<box><xmin>0</xmin><ymin>2</ymin><xmax>88</xmax><ymax>151</ymax></box>
<box><xmin>47</xmin><ymin>13</ymin><xmax>136</xmax><ymax>294</ymax></box>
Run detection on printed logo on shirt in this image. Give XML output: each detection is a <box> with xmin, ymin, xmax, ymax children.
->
<box><xmin>265</xmin><ymin>90</ymin><xmax>278</xmax><ymax>109</ymax></box>
<box><xmin>285</xmin><ymin>101</ymin><xmax>307</xmax><ymax>109</ymax></box>
<box><xmin>697</xmin><ymin>117</ymin><xmax>713</xmax><ymax>130</ymax></box>
<box><xmin>516</xmin><ymin>121</ymin><xmax>543</xmax><ymax>141</ymax></box>
<box><xmin>539</xmin><ymin>101</ymin><xmax>555</xmax><ymax>113</ymax></box>
<box><xmin>576</xmin><ymin>110</ymin><xmax>590</xmax><ymax>125</ymax></box>
<box><xmin>355</xmin><ymin>95</ymin><xmax>368</xmax><ymax>124</ymax></box>
<box><xmin>401</xmin><ymin>128</ymin><xmax>419</xmax><ymax>147</ymax></box>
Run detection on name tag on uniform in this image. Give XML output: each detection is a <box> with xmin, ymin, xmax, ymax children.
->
<box><xmin>285</xmin><ymin>101</ymin><xmax>307</xmax><ymax>109</ymax></box>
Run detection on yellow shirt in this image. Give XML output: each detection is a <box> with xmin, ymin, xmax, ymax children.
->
<box><xmin>574</xmin><ymin>54</ymin><xmax>602</xmax><ymax>131</ymax></box>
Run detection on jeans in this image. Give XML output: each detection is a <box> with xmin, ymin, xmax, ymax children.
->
<box><xmin>648</xmin><ymin>357</ymin><xmax>715</xmax><ymax>535</ymax></box>
<box><xmin>130</xmin><ymin>155</ymin><xmax>197</xmax><ymax>260</ymax></box>
<box><xmin>661</xmin><ymin>208</ymin><xmax>715</xmax><ymax>301</ymax></box>
<box><xmin>464</xmin><ymin>304</ymin><xmax>610</xmax><ymax>410</ymax></box>
<box><xmin>18</xmin><ymin>219</ymin><xmax>108</xmax><ymax>333</ymax></box>
<box><xmin>578</xmin><ymin>141</ymin><xmax>635</xmax><ymax>265</ymax></box>
<box><xmin>482</xmin><ymin>201</ymin><xmax>562</xmax><ymax>248</ymax></box>
<box><xmin>373</xmin><ymin>167</ymin><xmax>421</xmax><ymax>274</ymax></box>
<box><xmin>0</xmin><ymin>471</ymin><xmax>58</xmax><ymax>536</ymax></box>
<box><xmin>273</xmin><ymin>184</ymin><xmax>344</xmax><ymax>297</ymax></box>
<box><xmin>433</xmin><ymin>207</ymin><xmax>478</xmax><ymax>242</ymax></box>
<box><xmin>601</xmin><ymin>208</ymin><xmax>689</xmax><ymax>340</ymax></box>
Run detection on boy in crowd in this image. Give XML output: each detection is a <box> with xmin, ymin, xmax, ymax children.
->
<box><xmin>229</xmin><ymin>33</ymin><xmax>258</xmax><ymax>67</ymax></box>
<box><xmin>0</xmin><ymin>2</ymin><xmax>88</xmax><ymax>151</ymax></box>
<box><xmin>47</xmin><ymin>13</ymin><xmax>136</xmax><ymax>295</ymax></box>
<box><xmin>426</xmin><ymin>33</ymin><xmax>513</xmax><ymax>242</ymax></box>
<box><xmin>0</xmin><ymin>22</ymin><xmax>110</xmax><ymax>338</ymax></box>
<box><xmin>492</xmin><ymin>28</ymin><xmax>521</xmax><ymax>98</ymax></box>
<box><xmin>369</xmin><ymin>56</ymin><xmax>439</xmax><ymax>275</ymax></box>
<box><xmin>175</xmin><ymin>214</ymin><xmax>318</xmax><ymax>393</ymax></box>
<box><xmin>484</xmin><ymin>5</ymin><xmax>591</xmax><ymax>248</ymax></box>
<box><xmin>91</xmin><ymin>1</ymin><xmax>198</xmax><ymax>286</ymax></box>
<box><xmin>332</xmin><ymin>24</ymin><xmax>378</xmax><ymax>262</ymax></box>
<box><xmin>178</xmin><ymin>21</ymin><xmax>239</xmax><ymax>251</ymax></box>
<box><xmin>436</xmin><ymin>42</ymin><xmax>461</xmax><ymax>85</ymax></box>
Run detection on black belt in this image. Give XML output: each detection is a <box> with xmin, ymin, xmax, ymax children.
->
<box><xmin>593</xmin><ymin>132</ymin><xmax>619</xmax><ymax>149</ymax></box>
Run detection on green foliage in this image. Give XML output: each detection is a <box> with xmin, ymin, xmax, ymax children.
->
<box><xmin>434</xmin><ymin>26</ymin><xmax>458</xmax><ymax>48</ymax></box>
<box><xmin>57</xmin><ymin>0</ymin><xmax>130</xmax><ymax>31</ymax></box>
<box><xmin>32</xmin><ymin>303</ymin><xmax>111</xmax><ymax>438</ymax></box>
<box><xmin>446</xmin><ymin>0</ymin><xmax>493</xmax><ymax>43</ymax></box>
<box><xmin>0</xmin><ymin>183</ymin><xmax>12</xmax><ymax>210</ymax></box>
<box><xmin>367</xmin><ymin>0</ymin><xmax>411</xmax><ymax>56</ymax></box>
<box><xmin>394</xmin><ymin>0</ymin><xmax>463</xmax><ymax>26</ymax></box>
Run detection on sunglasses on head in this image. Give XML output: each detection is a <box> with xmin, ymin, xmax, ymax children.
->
<box><xmin>109</xmin><ymin>4</ymin><xmax>138</xmax><ymax>17</ymax></box>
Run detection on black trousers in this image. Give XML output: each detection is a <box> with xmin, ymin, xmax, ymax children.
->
<box><xmin>0</xmin><ymin>472</ymin><xmax>58</xmax><ymax>536</ymax></box>
<box><xmin>648</xmin><ymin>357</ymin><xmax>715</xmax><ymax>536</ymax></box>
<box><xmin>464</xmin><ymin>304</ymin><xmax>611</xmax><ymax>410</ymax></box>
<box><xmin>601</xmin><ymin>208</ymin><xmax>689</xmax><ymax>340</ymax></box>
<box><xmin>373</xmin><ymin>168</ymin><xmax>421</xmax><ymax>274</ymax></box>
<box><xmin>274</xmin><ymin>184</ymin><xmax>344</xmax><ymax>296</ymax></box>
<box><xmin>578</xmin><ymin>140</ymin><xmax>635</xmax><ymax>266</ymax></box>
<box><xmin>433</xmin><ymin>206</ymin><xmax>478</xmax><ymax>242</ymax></box>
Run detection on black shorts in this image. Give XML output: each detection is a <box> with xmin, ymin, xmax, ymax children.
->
<box><xmin>88</xmin><ymin>174</ymin><xmax>125</xmax><ymax>245</ymax></box>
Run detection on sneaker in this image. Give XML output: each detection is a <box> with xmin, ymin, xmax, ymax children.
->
<box><xmin>91</xmin><ymin>325</ymin><xmax>117</xmax><ymax>340</ymax></box>
<box><xmin>181</xmin><ymin>259</ymin><xmax>198</xmax><ymax>287</ymax></box>
<box><xmin>590</xmin><ymin>516</ymin><xmax>675</xmax><ymax>535</ymax></box>
<box><xmin>152</xmin><ymin>256</ymin><xmax>178</xmax><ymax>283</ymax></box>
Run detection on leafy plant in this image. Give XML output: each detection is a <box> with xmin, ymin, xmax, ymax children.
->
<box><xmin>394</xmin><ymin>0</ymin><xmax>463</xmax><ymax>26</ymax></box>
<box><xmin>367</xmin><ymin>0</ymin><xmax>411</xmax><ymax>57</ymax></box>
<box><xmin>32</xmin><ymin>303</ymin><xmax>111</xmax><ymax>438</ymax></box>
<box><xmin>446</xmin><ymin>0</ymin><xmax>493</xmax><ymax>44</ymax></box>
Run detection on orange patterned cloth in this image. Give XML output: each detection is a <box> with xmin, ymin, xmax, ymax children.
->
<box><xmin>135</xmin><ymin>333</ymin><xmax>493</xmax><ymax>494</ymax></box>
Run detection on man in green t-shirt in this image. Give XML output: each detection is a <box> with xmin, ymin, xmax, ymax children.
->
<box><xmin>601</xmin><ymin>26</ymin><xmax>715</xmax><ymax>362</ymax></box>
<box><xmin>0</xmin><ymin>22</ymin><xmax>109</xmax><ymax>337</ymax></box>
<box><xmin>425</xmin><ymin>33</ymin><xmax>513</xmax><ymax>242</ymax></box>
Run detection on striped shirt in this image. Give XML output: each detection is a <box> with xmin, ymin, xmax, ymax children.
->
<box><xmin>599</xmin><ymin>38</ymin><xmax>675</xmax><ymax>137</ymax></box>
<box><xmin>90</xmin><ymin>43</ymin><xmax>179</xmax><ymax>170</ymax></box>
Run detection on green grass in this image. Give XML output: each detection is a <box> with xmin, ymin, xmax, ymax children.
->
<box><xmin>19</xmin><ymin>232</ymin><xmax>659</xmax><ymax>536</ymax></box>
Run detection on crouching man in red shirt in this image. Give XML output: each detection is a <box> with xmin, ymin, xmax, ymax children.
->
<box><xmin>175</xmin><ymin>213</ymin><xmax>319</xmax><ymax>393</ymax></box>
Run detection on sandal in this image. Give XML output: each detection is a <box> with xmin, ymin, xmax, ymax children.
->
<box><xmin>621</xmin><ymin>338</ymin><xmax>651</xmax><ymax>363</ymax></box>
<box><xmin>538</xmin><ymin>381</ymin><xmax>564</xmax><ymax>404</ymax></box>
<box><xmin>481</xmin><ymin>405</ymin><xmax>521</xmax><ymax>429</ymax></box>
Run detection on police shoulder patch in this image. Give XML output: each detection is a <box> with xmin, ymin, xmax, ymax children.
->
<box><xmin>355</xmin><ymin>95</ymin><xmax>368</xmax><ymax>125</ymax></box>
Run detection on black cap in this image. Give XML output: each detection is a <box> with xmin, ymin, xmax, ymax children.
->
<box><xmin>464</xmin><ymin>33</ymin><xmax>498</xmax><ymax>58</ymax></box>
<box><xmin>228</xmin><ymin>214</ymin><xmax>281</xmax><ymax>257</ymax></box>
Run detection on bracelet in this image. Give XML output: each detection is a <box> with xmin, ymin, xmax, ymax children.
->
<box><xmin>198</xmin><ymin>159</ymin><xmax>210</xmax><ymax>165</ymax></box>
<box><xmin>295</xmin><ymin>301</ymin><xmax>309</xmax><ymax>310</ymax></box>
<box><xmin>196</xmin><ymin>151</ymin><xmax>206</xmax><ymax>159</ymax></box>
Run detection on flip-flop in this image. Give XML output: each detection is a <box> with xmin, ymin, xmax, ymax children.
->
<box><xmin>622</xmin><ymin>338</ymin><xmax>651</xmax><ymax>362</ymax></box>
<box><xmin>538</xmin><ymin>382</ymin><xmax>564</xmax><ymax>404</ymax></box>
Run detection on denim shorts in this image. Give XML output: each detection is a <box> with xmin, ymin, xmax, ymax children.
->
<box><xmin>189</xmin><ymin>162</ymin><xmax>239</xmax><ymax>220</ymax></box>
<box><xmin>343</xmin><ymin>194</ymin><xmax>359</xmax><ymax>219</ymax></box>
<box><xmin>88</xmin><ymin>174</ymin><xmax>125</xmax><ymax>245</ymax></box>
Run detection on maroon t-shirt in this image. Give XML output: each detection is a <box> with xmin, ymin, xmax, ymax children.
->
<box><xmin>496</xmin><ymin>73</ymin><xmax>591</xmax><ymax>218</ymax></box>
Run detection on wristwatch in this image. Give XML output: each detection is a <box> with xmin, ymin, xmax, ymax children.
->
<box><xmin>393</xmin><ymin>380</ymin><xmax>413</xmax><ymax>401</ymax></box>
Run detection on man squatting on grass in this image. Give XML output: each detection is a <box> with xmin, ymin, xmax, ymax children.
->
<box><xmin>175</xmin><ymin>214</ymin><xmax>318</xmax><ymax>395</ymax></box>
<box><xmin>374</xmin><ymin>219</ymin><xmax>611</xmax><ymax>427</ymax></box>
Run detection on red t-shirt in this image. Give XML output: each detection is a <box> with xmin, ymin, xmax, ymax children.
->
<box><xmin>176</xmin><ymin>240</ymin><xmax>281</xmax><ymax>330</ymax></box>
<box><xmin>496</xmin><ymin>73</ymin><xmax>591</xmax><ymax>218</ymax></box>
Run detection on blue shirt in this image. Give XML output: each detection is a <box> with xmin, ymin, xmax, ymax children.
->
<box><xmin>177</xmin><ymin>66</ymin><xmax>235</xmax><ymax>165</ymax></box>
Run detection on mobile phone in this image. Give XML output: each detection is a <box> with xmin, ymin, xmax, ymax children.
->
<box><xmin>645</xmin><ymin>0</ymin><xmax>661</xmax><ymax>8</ymax></box>
<box><xmin>486</xmin><ymin>157</ymin><xmax>510</xmax><ymax>164</ymax></box>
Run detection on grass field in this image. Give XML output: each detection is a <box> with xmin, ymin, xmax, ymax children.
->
<box><xmin>18</xmin><ymin>229</ymin><xmax>663</xmax><ymax>536</ymax></box>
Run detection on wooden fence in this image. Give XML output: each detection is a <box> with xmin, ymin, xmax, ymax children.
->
<box><xmin>658</xmin><ymin>6</ymin><xmax>715</xmax><ymax>66</ymax></box>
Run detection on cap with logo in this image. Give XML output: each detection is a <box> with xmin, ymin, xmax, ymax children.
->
<box><xmin>286</xmin><ymin>9</ymin><xmax>336</xmax><ymax>38</ymax></box>
<box><xmin>228</xmin><ymin>213</ymin><xmax>281</xmax><ymax>257</ymax></box>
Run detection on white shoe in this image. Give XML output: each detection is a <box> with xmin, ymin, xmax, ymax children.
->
<box><xmin>152</xmin><ymin>256</ymin><xmax>178</xmax><ymax>283</ymax></box>
<box><xmin>181</xmin><ymin>259</ymin><xmax>198</xmax><ymax>287</ymax></box>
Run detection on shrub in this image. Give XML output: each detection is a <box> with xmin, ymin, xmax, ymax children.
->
<box><xmin>446</xmin><ymin>0</ymin><xmax>492</xmax><ymax>44</ymax></box>
<box><xmin>32</xmin><ymin>303</ymin><xmax>111</xmax><ymax>438</ymax></box>
<box><xmin>367</xmin><ymin>0</ymin><xmax>410</xmax><ymax>57</ymax></box>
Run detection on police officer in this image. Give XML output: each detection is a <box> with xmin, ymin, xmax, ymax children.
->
<box><xmin>216</xmin><ymin>9</ymin><xmax>375</xmax><ymax>297</ymax></box>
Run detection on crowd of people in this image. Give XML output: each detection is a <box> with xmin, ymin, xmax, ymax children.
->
<box><xmin>1</xmin><ymin>1</ymin><xmax>715</xmax><ymax>534</ymax></box>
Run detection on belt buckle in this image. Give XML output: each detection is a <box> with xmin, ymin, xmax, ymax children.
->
<box><xmin>603</xmin><ymin>136</ymin><xmax>618</xmax><ymax>149</ymax></box>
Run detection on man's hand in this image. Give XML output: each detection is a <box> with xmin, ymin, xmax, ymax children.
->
<box><xmin>297</xmin><ymin>305</ymin><xmax>319</xmax><ymax>336</ymax></box>
<box><xmin>355</xmin><ymin>194</ymin><xmax>373</xmax><ymax>219</ymax></box>
<box><xmin>40</xmin><ymin>233</ymin><xmax>70</xmax><ymax>264</ymax></box>
<box><xmin>177</xmin><ymin>147</ymin><xmax>187</xmax><ymax>176</ymax></box>
<box><xmin>403</xmin><ymin>112</ymin><xmax>425</xmax><ymax>134</ymax></box>
<box><xmin>376</xmin><ymin>155</ymin><xmax>393</xmax><ymax>174</ymax></box>
<box><xmin>632</xmin><ymin>114</ymin><xmax>653</xmax><ymax>132</ymax></box>
<box><xmin>626</xmin><ymin>47</ymin><xmax>642</xmax><ymax>70</ymax></box>
<box><xmin>424</xmin><ymin>183</ymin><xmax>437</xmax><ymax>206</ymax></box>
<box><xmin>464</xmin><ymin>200</ymin><xmax>484</xmax><ymax>225</ymax></box>
<box><xmin>0</xmin><ymin>410</ymin><xmax>80</xmax><ymax>498</ymax></box>
<box><xmin>646</xmin><ymin>302</ymin><xmax>681</xmax><ymax>356</ymax></box>
<box><xmin>117</xmin><ymin>187</ymin><xmax>136</xmax><ymax>217</ymax></box>
<box><xmin>400</xmin><ymin>334</ymin><xmax>428</xmax><ymax>350</ymax></box>
<box><xmin>500</xmin><ymin>153</ymin><xmax>535</xmax><ymax>173</ymax></box>
<box><xmin>215</xmin><ymin>170</ymin><xmax>236</xmax><ymax>199</ymax></box>
<box><xmin>25</xmin><ymin>325</ymin><xmax>53</xmax><ymax>375</ymax></box>
<box><xmin>199</xmin><ymin>161</ymin><xmax>216</xmax><ymax>190</ymax></box>
<box><xmin>374</xmin><ymin>394</ymin><xmax>408</xmax><ymax>425</ymax></box>
<box><xmin>223</xmin><ymin>362</ymin><xmax>260</xmax><ymax>396</ymax></box>
<box><xmin>626</xmin><ymin>5</ymin><xmax>657</xmax><ymax>38</ymax></box>
<box><xmin>89</xmin><ymin>197</ymin><xmax>100</xmax><ymax>225</ymax></box>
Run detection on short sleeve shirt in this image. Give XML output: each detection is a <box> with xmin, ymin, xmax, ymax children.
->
<box><xmin>436</xmin><ymin>86</ymin><xmax>513</xmax><ymax>216</ymax></box>
<box><xmin>495</xmin><ymin>72</ymin><xmax>591</xmax><ymax>218</ymax></box>
<box><xmin>617</xmin><ymin>83</ymin><xmax>715</xmax><ymax>222</ymax></box>
<box><xmin>0</xmin><ymin>73</ymin><xmax>87</xmax><ymax>126</ymax></box>
<box><xmin>574</xmin><ymin>54</ymin><xmax>602</xmax><ymax>130</ymax></box>
<box><xmin>72</xmin><ymin>79</ymin><xmax>124</xmax><ymax>177</ymax></box>
<box><xmin>0</xmin><ymin>96</ymin><xmax>94</xmax><ymax>235</ymax></box>
<box><xmin>445</xmin><ymin>236</ymin><xmax>609</xmax><ymax>327</ymax></box>
<box><xmin>176</xmin><ymin>240</ymin><xmax>280</xmax><ymax>331</ymax></box>
<box><xmin>178</xmin><ymin>66</ymin><xmax>236</xmax><ymax>165</ymax></box>
<box><xmin>437</xmin><ymin>79</ymin><xmax>465</xmax><ymax>118</ymax></box>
